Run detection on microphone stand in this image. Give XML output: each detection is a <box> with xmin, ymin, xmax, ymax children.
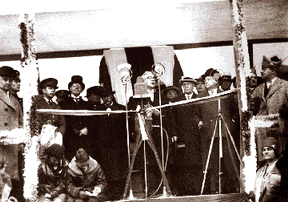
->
<box><xmin>123</xmin><ymin>82</ymin><xmax>137</xmax><ymax>200</ymax></box>
<box><xmin>156</xmin><ymin>78</ymin><xmax>172</xmax><ymax>198</ymax></box>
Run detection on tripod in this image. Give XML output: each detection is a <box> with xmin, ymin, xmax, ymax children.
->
<box><xmin>122</xmin><ymin>101</ymin><xmax>172</xmax><ymax>199</ymax></box>
<box><xmin>200</xmin><ymin>98</ymin><xmax>243</xmax><ymax>195</ymax></box>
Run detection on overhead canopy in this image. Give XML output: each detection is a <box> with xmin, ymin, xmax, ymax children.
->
<box><xmin>0</xmin><ymin>0</ymin><xmax>287</xmax><ymax>56</ymax></box>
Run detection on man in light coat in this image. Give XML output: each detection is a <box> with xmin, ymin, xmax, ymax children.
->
<box><xmin>252</xmin><ymin>55</ymin><xmax>288</xmax><ymax>162</ymax></box>
<box><xmin>0</xmin><ymin>66</ymin><xmax>23</xmax><ymax>201</ymax></box>
<box><xmin>252</xmin><ymin>55</ymin><xmax>288</xmax><ymax>116</ymax></box>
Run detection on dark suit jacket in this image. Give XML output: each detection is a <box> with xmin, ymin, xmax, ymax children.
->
<box><xmin>96</xmin><ymin>102</ymin><xmax>128</xmax><ymax>182</ymax></box>
<box><xmin>175</xmin><ymin>93</ymin><xmax>202</xmax><ymax>166</ymax></box>
<box><xmin>59</xmin><ymin>96</ymin><xmax>89</xmax><ymax>138</ymax></box>
<box><xmin>32</xmin><ymin>94</ymin><xmax>66</xmax><ymax>135</ymax></box>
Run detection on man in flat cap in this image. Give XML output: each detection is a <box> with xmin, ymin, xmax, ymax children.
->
<box><xmin>31</xmin><ymin>78</ymin><xmax>66</xmax><ymax>159</ymax></box>
<box><xmin>0</xmin><ymin>66</ymin><xmax>23</xmax><ymax>201</ymax></box>
<box><xmin>59</xmin><ymin>75</ymin><xmax>90</xmax><ymax>161</ymax></box>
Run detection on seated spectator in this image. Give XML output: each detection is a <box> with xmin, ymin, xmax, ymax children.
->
<box><xmin>64</xmin><ymin>148</ymin><xmax>107</xmax><ymax>202</ymax></box>
<box><xmin>37</xmin><ymin>144</ymin><xmax>67</xmax><ymax>202</ymax></box>
<box><xmin>249</xmin><ymin>137</ymin><xmax>281</xmax><ymax>202</ymax></box>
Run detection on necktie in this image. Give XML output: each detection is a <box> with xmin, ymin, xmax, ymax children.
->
<box><xmin>48</xmin><ymin>100</ymin><xmax>53</xmax><ymax>106</ymax></box>
<box><xmin>264</xmin><ymin>82</ymin><xmax>270</xmax><ymax>97</ymax></box>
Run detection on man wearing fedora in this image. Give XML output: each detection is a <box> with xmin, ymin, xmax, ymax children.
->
<box><xmin>59</xmin><ymin>75</ymin><xmax>90</xmax><ymax>161</ymax></box>
<box><xmin>172</xmin><ymin>77</ymin><xmax>202</xmax><ymax>196</ymax></box>
<box><xmin>252</xmin><ymin>55</ymin><xmax>288</xmax><ymax>116</ymax></box>
<box><xmin>96</xmin><ymin>89</ymin><xmax>127</xmax><ymax>201</ymax></box>
<box><xmin>0</xmin><ymin>66</ymin><xmax>23</xmax><ymax>201</ymax></box>
<box><xmin>31</xmin><ymin>78</ymin><xmax>66</xmax><ymax>156</ymax></box>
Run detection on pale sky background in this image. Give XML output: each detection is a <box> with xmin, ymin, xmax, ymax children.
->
<box><xmin>0</xmin><ymin>0</ymin><xmax>226</xmax><ymax>16</ymax></box>
<box><xmin>253</xmin><ymin>42</ymin><xmax>288</xmax><ymax>76</ymax></box>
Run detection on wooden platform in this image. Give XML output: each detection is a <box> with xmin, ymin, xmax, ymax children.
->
<box><xmin>119</xmin><ymin>193</ymin><xmax>248</xmax><ymax>202</ymax></box>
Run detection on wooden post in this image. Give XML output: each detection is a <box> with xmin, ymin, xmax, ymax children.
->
<box><xmin>229</xmin><ymin>0</ymin><xmax>255</xmax><ymax>194</ymax></box>
<box><xmin>19</xmin><ymin>13</ymin><xmax>41</xmax><ymax>201</ymax></box>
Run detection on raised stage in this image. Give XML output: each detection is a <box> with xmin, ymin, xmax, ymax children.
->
<box><xmin>120</xmin><ymin>193</ymin><xmax>248</xmax><ymax>202</ymax></box>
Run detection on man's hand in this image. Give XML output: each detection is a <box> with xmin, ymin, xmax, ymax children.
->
<box><xmin>79</xmin><ymin>191</ymin><xmax>90</xmax><ymax>198</ymax></box>
<box><xmin>79</xmin><ymin>127</ymin><xmax>88</xmax><ymax>136</ymax></box>
<box><xmin>44</xmin><ymin>193</ymin><xmax>52</xmax><ymax>198</ymax></box>
<box><xmin>198</xmin><ymin>121</ymin><xmax>203</xmax><ymax>129</ymax></box>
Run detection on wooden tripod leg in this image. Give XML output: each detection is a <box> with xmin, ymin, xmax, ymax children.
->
<box><xmin>201</xmin><ymin>116</ymin><xmax>219</xmax><ymax>195</ymax></box>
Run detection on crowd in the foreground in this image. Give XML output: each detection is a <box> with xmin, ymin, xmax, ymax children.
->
<box><xmin>0</xmin><ymin>55</ymin><xmax>288</xmax><ymax>202</ymax></box>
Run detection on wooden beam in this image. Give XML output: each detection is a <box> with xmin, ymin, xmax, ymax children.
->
<box><xmin>19</xmin><ymin>13</ymin><xmax>41</xmax><ymax>202</ymax></box>
<box><xmin>229</xmin><ymin>0</ymin><xmax>255</xmax><ymax>195</ymax></box>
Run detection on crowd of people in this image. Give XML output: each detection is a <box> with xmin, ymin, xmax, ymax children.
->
<box><xmin>0</xmin><ymin>54</ymin><xmax>288</xmax><ymax>202</ymax></box>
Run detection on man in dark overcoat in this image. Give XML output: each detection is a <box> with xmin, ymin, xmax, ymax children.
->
<box><xmin>86</xmin><ymin>86</ymin><xmax>103</xmax><ymax>163</ymax></box>
<box><xmin>173</xmin><ymin>77</ymin><xmax>202</xmax><ymax>196</ymax></box>
<box><xmin>200</xmin><ymin>75</ymin><xmax>239</xmax><ymax>194</ymax></box>
<box><xmin>59</xmin><ymin>75</ymin><xmax>90</xmax><ymax>161</ymax></box>
<box><xmin>127</xmin><ymin>71</ymin><xmax>167</xmax><ymax>195</ymax></box>
<box><xmin>96</xmin><ymin>90</ymin><xmax>127</xmax><ymax>201</ymax></box>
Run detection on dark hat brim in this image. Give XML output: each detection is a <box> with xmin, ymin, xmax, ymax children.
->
<box><xmin>162</xmin><ymin>86</ymin><xmax>181</xmax><ymax>96</ymax></box>
<box><xmin>101</xmin><ymin>91</ymin><xmax>115</xmax><ymax>97</ymax></box>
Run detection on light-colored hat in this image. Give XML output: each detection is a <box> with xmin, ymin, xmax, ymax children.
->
<box><xmin>179</xmin><ymin>76</ymin><xmax>197</xmax><ymax>85</ymax></box>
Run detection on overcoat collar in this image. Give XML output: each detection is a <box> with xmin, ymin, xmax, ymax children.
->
<box><xmin>0</xmin><ymin>88</ymin><xmax>16</xmax><ymax>110</ymax></box>
<box><xmin>67</xmin><ymin>156</ymin><xmax>98</xmax><ymax>177</ymax></box>
<box><xmin>262</xmin><ymin>77</ymin><xmax>282</xmax><ymax>100</ymax></box>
